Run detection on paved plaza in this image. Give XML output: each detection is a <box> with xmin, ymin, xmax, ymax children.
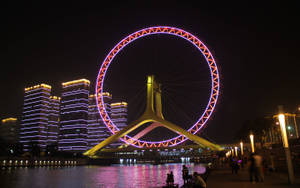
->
<box><xmin>204</xmin><ymin>168</ymin><xmax>300</xmax><ymax>188</ymax></box>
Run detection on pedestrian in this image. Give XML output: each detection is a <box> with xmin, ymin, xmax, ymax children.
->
<box><xmin>269</xmin><ymin>153</ymin><xmax>275</xmax><ymax>172</ymax></box>
<box><xmin>253</xmin><ymin>152</ymin><xmax>264</xmax><ymax>182</ymax></box>
<box><xmin>182</xmin><ymin>165</ymin><xmax>189</xmax><ymax>184</ymax></box>
<box><xmin>231</xmin><ymin>157</ymin><xmax>239</xmax><ymax>174</ymax></box>
<box><xmin>249</xmin><ymin>153</ymin><xmax>258</xmax><ymax>183</ymax></box>
<box><xmin>241</xmin><ymin>157</ymin><xmax>245</xmax><ymax>169</ymax></box>
<box><xmin>166</xmin><ymin>171</ymin><xmax>174</xmax><ymax>187</ymax></box>
<box><xmin>193</xmin><ymin>172</ymin><xmax>206</xmax><ymax>188</ymax></box>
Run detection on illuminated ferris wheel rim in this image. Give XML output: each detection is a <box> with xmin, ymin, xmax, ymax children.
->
<box><xmin>96</xmin><ymin>26</ymin><xmax>220</xmax><ymax>148</ymax></box>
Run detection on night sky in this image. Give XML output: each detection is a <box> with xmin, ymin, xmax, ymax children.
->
<box><xmin>2</xmin><ymin>1</ymin><xmax>300</xmax><ymax>143</ymax></box>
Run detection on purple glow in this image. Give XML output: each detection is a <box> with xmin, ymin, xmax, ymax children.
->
<box><xmin>20</xmin><ymin>131</ymin><xmax>47</xmax><ymax>134</ymax></box>
<box><xmin>48</xmin><ymin>120</ymin><xmax>59</xmax><ymax>123</ymax></box>
<box><xmin>20</xmin><ymin>140</ymin><xmax>47</xmax><ymax>143</ymax></box>
<box><xmin>62</xmin><ymin>90</ymin><xmax>89</xmax><ymax>96</ymax></box>
<box><xmin>61</xmin><ymin>119</ymin><xmax>88</xmax><ymax>123</ymax></box>
<box><xmin>25</xmin><ymin>91</ymin><xmax>50</xmax><ymax>98</ymax></box>
<box><xmin>23</xmin><ymin>109</ymin><xmax>46</xmax><ymax>113</ymax></box>
<box><xmin>60</xmin><ymin>110</ymin><xmax>88</xmax><ymax>114</ymax></box>
<box><xmin>65</xmin><ymin>103</ymin><xmax>88</xmax><ymax>107</ymax></box>
<box><xmin>61</xmin><ymin>98</ymin><xmax>89</xmax><ymax>104</ymax></box>
<box><xmin>33</xmin><ymin>104</ymin><xmax>49</xmax><ymax>108</ymax></box>
<box><xmin>24</xmin><ymin>113</ymin><xmax>48</xmax><ymax>117</ymax></box>
<box><xmin>22</xmin><ymin>117</ymin><xmax>48</xmax><ymax>122</ymax></box>
<box><xmin>24</xmin><ymin>100</ymin><xmax>50</xmax><ymax>106</ymax></box>
<box><xmin>24</xmin><ymin>95</ymin><xmax>50</xmax><ymax>101</ymax></box>
<box><xmin>60</xmin><ymin>127</ymin><xmax>87</xmax><ymax>130</ymax></box>
<box><xmin>61</xmin><ymin>105</ymin><xmax>89</xmax><ymax>111</ymax></box>
<box><xmin>21</xmin><ymin>122</ymin><xmax>47</xmax><ymax>126</ymax></box>
<box><xmin>63</xmin><ymin>134</ymin><xmax>87</xmax><ymax>136</ymax></box>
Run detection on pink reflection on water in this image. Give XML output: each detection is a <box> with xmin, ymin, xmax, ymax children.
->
<box><xmin>8</xmin><ymin>164</ymin><xmax>206</xmax><ymax>188</ymax></box>
<box><xmin>91</xmin><ymin>163</ymin><xmax>206</xmax><ymax>188</ymax></box>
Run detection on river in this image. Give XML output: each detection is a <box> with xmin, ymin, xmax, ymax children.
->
<box><xmin>0</xmin><ymin>163</ymin><xmax>207</xmax><ymax>188</ymax></box>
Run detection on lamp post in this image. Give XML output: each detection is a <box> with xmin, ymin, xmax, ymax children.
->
<box><xmin>240</xmin><ymin>142</ymin><xmax>244</xmax><ymax>156</ymax></box>
<box><xmin>249</xmin><ymin>133</ymin><xmax>255</xmax><ymax>153</ymax></box>
<box><xmin>234</xmin><ymin>146</ymin><xmax>238</xmax><ymax>157</ymax></box>
<box><xmin>278</xmin><ymin>114</ymin><xmax>295</xmax><ymax>184</ymax></box>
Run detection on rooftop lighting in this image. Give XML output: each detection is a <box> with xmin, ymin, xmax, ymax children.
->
<box><xmin>111</xmin><ymin>102</ymin><xmax>127</xmax><ymax>107</ymax></box>
<box><xmin>25</xmin><ymin>84</ymin><xmax>51</xmax><ymax>92</ymax></box>
<box><xmin>2</xmin><ymin>118</ymin><xmax>17</xmax><ymax>123</ymax></box>
<box><xmin>50</xmin><ymin>96</ymin><xmax>61</xmax><ymax>100</ymax></box>
<box><xmin>62</xmin><ymin>79</ymin><xmax>90</xmax><ymax>87</ymax></box>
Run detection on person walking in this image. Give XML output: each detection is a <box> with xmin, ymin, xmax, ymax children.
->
<box><xmin>182</xmin><ymin>165</ymin><xmax>189</xmax><ymax>184</ymax></box>
<box><xmin>231</xmin><ymin>157</ymin><xmax>239</xmax><ymax>174</ymax></box>
<box><xmin>166</xmin><ymin>171</ymin><xmax>174</xmax><ymax>187</ymax></box>
<box><xmin>253</xmin><ymin>152</ymin><xmax>264</xmax><ymax>182</ymax></box>
<box><xmin>249</xmin><ymin>153</ymin><xmax>258</xmax><ymax>183</ymax></box>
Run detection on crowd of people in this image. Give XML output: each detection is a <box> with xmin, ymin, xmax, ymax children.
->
<box><xmin>164</xmin><ymin>151</ymin><xmax>272</xmax><ymax>187</ymax></box>
<box><xmin>248</xmin><ymin>152</ymin><xmax>265</xmax><ymax>183</ymax></box>
<box><xmin>229</xmin><ymin>151</ymin><xmax>272</xmax><ymax>184</ymax></box>
<box><xmin>165</xmin><ymin>165</ymin><xmax>209</xmax><ymax>188</ymax></box>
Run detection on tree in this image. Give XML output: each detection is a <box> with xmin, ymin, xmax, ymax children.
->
<box><xmin>235</xmin><ymin>117</ymin><xmax>273</xmax><ymax>145</ymax></box>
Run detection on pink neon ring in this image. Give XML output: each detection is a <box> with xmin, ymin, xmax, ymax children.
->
<box><xmin>96</xmin><ymin>26</ymin><xmax>220</xmax><ymax>148</ymax></box>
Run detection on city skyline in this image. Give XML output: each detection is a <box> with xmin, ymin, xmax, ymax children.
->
<box><xmin>2</xmin><ymin>1</ymin><xmax>300</xmax><ymax>143</ymax></box>
<box><xmin>0</xmin><ymin>79</ymin><xmax>130</xmax><ymax>152</ymax></box>
<box><xmin>1</xmin><ymin>2</ymin><xmax>300</xmax><ymax>188</ymax></box>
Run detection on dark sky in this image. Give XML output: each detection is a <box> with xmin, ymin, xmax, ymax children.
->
<box><xmin>2</xmin><ymin>1</ymin><xmax>300</xmax><ymax>143</ymax></box>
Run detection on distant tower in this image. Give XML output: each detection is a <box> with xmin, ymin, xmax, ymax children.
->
<box><xmin>87</xmin><ymin>92</ymin><xmax>112</xmax><ymax>149</ymax></box>
<box><xmin>110</xmin><ymin>102</ymin><xmax>128</xmax><ymax>147</ymax></box>
<box><xmin>0</xmin><ymin>118</ymin><xmax>19</xmax><ymax>144</ymax></box>
<box><xmin>47</xmin><ymin>96</ymin><xmax>60</xmax><ymax>145</ymax></box>
<box><xmin>20</xmin><ymin>84</ymin><xmax>52</xmax><ymax>151</ymax></box>
<box><xmin>59</xmin><ymin>79</ymin><xmax>90</xmax><ymax>152</ymax></box>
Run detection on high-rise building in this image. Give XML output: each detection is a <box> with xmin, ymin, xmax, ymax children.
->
<box><xmin>47</xmin><ymin>96</ymin><xmax>60</xmax><ymax>145</ymax></box>
<box><xmin>59</xmin><ymin>79</ymin><xmax>90</xmax><ymax>152</ymax></box>
<box><xmin>110</xmin><ymin>102</ymin><xmax>128</xmax><ymax>147</ymax></box>
<box><xmin>87</xmin><ymin>92</ymin><xmax>112</xmax><ymax>149</ymax></box>
<box><xmin>0</xmin><ymin>118</ymin><xmax>19</xmax><ymax>144</ymax></box>
<box><xmin>20</xmin><ymin>84</ymin><xmax>51</xmax><ymax>151</ymax></box>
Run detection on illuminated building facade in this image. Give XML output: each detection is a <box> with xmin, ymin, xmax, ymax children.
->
<box><xmin>0</xmin><ymin>118</ymin><xmax>19</xmax><ymax>144</ymax></box>
<box><xmin>110</xmin><ymin>102</ymin><xmax>128</xmax><ymax>147</ymax></box>
<box><xmin>87</xmin><ymin>92</ymin><xmax>112</xmax><ymax>149</ymax></box>
<box><xmin>47</xmin><ymin>96</ymin><xmax>60</xmax><ymax>145</ymax></box>
<box><xmin>20</xmin><ymin>84</ymin><xmax>52</xmax><ymax>151</ymax></box>
<box><xmin>59</xmin><ymin>79</ymin><xmax>90</xmax><ymax>152</ymax></box>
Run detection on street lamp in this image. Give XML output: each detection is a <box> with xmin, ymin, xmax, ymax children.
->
<box><xmin>240</xmin><ymin>142</ymin><xmax>244</xmax><ymax>156</ymax></box>
<box><xmin>249</xmin><ymin>133</ymin><xmax>255</xmax><ymax>153</ymax></box>
<box><xmin>234</xmin><ymin>146</ymin><xmax>238</xmax><ymax>157</ymax></box>
<box><xmin>278</xmin><ymin>114</ymin><xmax>295</xmax><ymax>184</ymax></box>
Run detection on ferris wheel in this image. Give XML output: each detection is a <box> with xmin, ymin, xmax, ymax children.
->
<box><xmin>85</xmin><ymin>26</ymin><xmax>220</xmax><ymax>156</ymax></box>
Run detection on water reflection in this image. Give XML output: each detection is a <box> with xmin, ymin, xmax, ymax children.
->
<box><xmin>0</xmin><ymin>163</ymin><xmax>206</xmax><ymax>188</ymax></box>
